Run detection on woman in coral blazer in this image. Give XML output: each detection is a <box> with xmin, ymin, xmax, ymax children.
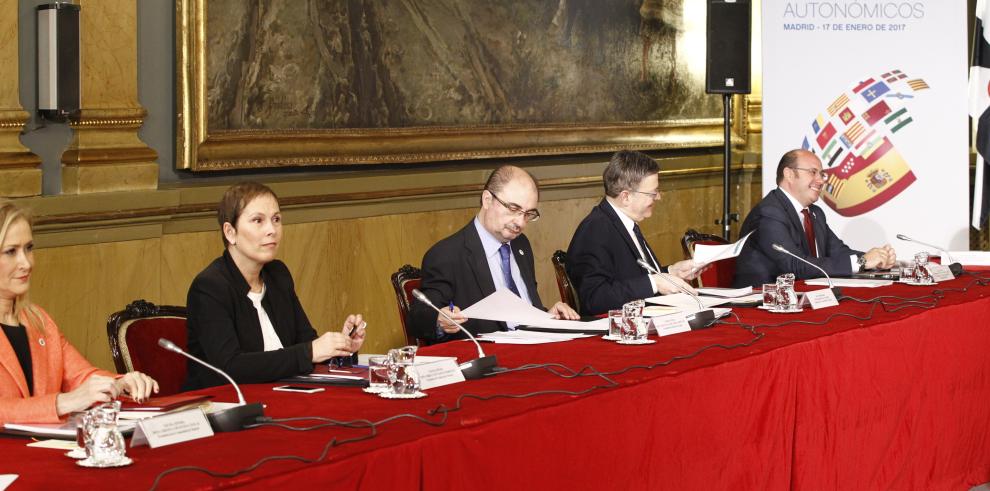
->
<box><xmin>0</xmin><ymin>201</ymin><xmax>158</xmax><ymax>425</ymax></box>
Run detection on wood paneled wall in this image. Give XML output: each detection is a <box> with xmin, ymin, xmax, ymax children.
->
<box><xmin>28</xmin><ymin>169</ymin><xmax>760</xmax><ymax>372</ymax></box>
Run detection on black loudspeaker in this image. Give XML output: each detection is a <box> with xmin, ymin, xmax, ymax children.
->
<box><xmin>37</xmin><ymin>3</ymin><xmax>81</xmax><ymax>123</ymax></box>
<box><xmin>706</xmin><ymin>0</ymin><xmax>751</xmax><ymax>94</ymax></box>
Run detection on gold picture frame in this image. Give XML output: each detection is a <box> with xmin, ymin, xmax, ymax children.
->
<box><xmin>176</xmin><ymin>0</ymin><xmax>744</xmax><ymax>172</ymax></box>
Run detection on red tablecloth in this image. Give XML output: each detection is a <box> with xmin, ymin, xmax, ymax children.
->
<box><xmin>4</xmin><ymin>276</ymin><xmax>990</xmax><ymax>490</ymax></box>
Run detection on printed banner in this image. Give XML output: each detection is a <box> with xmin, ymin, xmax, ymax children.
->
<box><xmin>762</xmin><ymin>1</ymin><xmax>969</xmax><ymax>254</ymax></box>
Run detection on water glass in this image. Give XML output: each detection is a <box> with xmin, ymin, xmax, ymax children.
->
<box><xmin>761</xmin><ymin>283</ymin><xmax>779</xmax><ymax>309</ymax></box>
<box><xmin>607</xmin><ymin>309</ymin><xmax>623</xmax><ymax>339</ymax></box>
<box><xmin>388</xmin><ymin>361</ymin><xmax>420</xmax><ymax>394</ymax></box>
<box><xmin>621</xmin><ymin>300</ymin><xmax>647</xmax><ymax>341</ymax></box>
<box><xmin>388</xmin><ymin>345</ymin><xmax>417</xmax><ymax>364</ymax></box>
<box><xmin>900</xmin><ymin>265</ymin><xmax>916</xmax><ymax>283</ymax></box>
<box><xmin>774</xmin><ymin>273</ymin><xmax>800</xmax><ymax>311</ymax></box>
<box><xmin>367</xmin><ymin>355</ymin><xmax>390</xmax><ymax>393</ymax></box>
<box><xmin>80</xmin><ymin>401</ymin><xmax>126</xmax><ymax>466</ymax></box>
<box><xmin>913</xmin><ymin>252</ymin><xmax>933</xmax><ymax>283</ymax></box>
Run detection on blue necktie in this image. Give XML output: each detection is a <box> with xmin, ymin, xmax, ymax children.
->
<box><xmin>498</xmin><ymin>243</ymin><xmax>521</xmax><ymax>297</ymax></box>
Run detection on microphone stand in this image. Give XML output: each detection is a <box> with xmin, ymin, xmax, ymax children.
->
<box><xmin>158</xmin><ymin>338</ymin><xmax>264</xmax><ymax>432</ymax></box>
<box><xmin>771</xmin><ymin>244</ymin><xmax>843</xmax><ymax>299</ymax></box>
<box><xmin>411</xmin><ymin>289</ymin><xmax>499</xmax><ymax>380</ymax></box>
<box><xmin>637</xmin><ymin>259</ymin><xmax>717</xmax><ymax>330</ymax></box>
<box><xmin>895</xmin><ymin>234</ymin><xmax>963</xmax><ymax>275</ymax></box>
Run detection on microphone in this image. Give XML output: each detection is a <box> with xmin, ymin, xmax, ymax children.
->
<box><xmin>895</xmin><ymin>234</ymin><xmax>963</xmax><ymax>275</ymax></box>
<box><xmin>158</xmin><ymin>338</ymin><xmax>264</xmax><ymax>432</ymax></box>
<box><xmin>411</xmin><ymin>289</ymin><xmax>498</xmax><ymax>380</ymax></box>
<box><xmin>771</xmin><ymin>244</ymin><xmax>842</xmax><ymax>299</ymax></box>
<box><xmin>636</xmin><ymin>259</ymin><xmax>716</xmax><ymax>330</ymax></box>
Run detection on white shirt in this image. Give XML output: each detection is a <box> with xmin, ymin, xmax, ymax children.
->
<box><xmin>778</xmin><ymin>187</ymin><xmax>859</xmax><ymax>271</ymax></box>
<box><xmin>473</xmin><ymin>217</ymin><xmax>532</xmax><ymax>329</ymax></box>
<box><xmin>246</xmin><ymin>285</ymin><xmax>284</xmax><ymax>351</ymax></box>
<box><xmin>605</xmin><ymin>198</ymin><xmax>661</xmax><ymax>293</ymax></box>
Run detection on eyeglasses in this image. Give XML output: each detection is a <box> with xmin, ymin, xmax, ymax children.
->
<box><xmin>630</xmin><ymin>189</ymin><xmax>660</xmax><ymax>200</ymax></box>
<box><xmin>488</xmin><ymin>190</ymin><xmax>540</xmax><ymax>222</ymax></box>
<box><xmin>791</xmin><ymin>167</ymin><xmax>826</xmax><ymax>178</ymax></box>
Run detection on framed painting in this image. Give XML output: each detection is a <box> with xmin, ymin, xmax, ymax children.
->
<box><xmin>176</xmin><ymin>0</ymin><xmax>739</xmax><ymax>171</ymax></box>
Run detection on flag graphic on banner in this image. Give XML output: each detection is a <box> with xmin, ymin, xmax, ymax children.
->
<box><xmin>970</xmin><ymin>0</ymin><xmax>990</xmax><ymax>229</ymax></box>
<box><xmin>803</xmin><ymin>69</ymin><xmax>928</xmax><ymax>216</ymax></box>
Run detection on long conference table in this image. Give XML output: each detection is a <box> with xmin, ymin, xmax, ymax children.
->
<box><xmin>4</xmin><ymin>275</ymin><xmax>990</xmax><ymax>490</ymax></box>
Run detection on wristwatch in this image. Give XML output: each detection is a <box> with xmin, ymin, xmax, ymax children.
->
<box><xmin>857</xmin><ymin>255</ymin><xmax>867</xmax><ymax>268</ymax></box>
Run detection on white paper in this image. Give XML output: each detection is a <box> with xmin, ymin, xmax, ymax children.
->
<box><xmin>927</xmin><ymin>264</ymin><xmax>955</xmax><ymax>282</ymax></box>
<box><xmin>477</xmin><ymin>330</ymin><xmax>589</xmax><ymax>344</ymax></box>
<box><xmin>805</xmin><ymin>278</ymin><xmax>893</xmax><ymax>288</ymax></box>
<box><xmin>946</xmin><ymin>251</ymin><xmax>990</xmax><ymax>266</ymax></box>
<box><xmin>803</xmin><ymin>289</ymin><xmax>839</xmax><ymax>309</ymax></box>
<box><xmin>461</xmin><ymin>289</ymin><xmax>607</xmax><ymax>331</ymax></box>
<box><xmin>131</xmin><ymin>408</ymin><xmax>213</xmax><ymax>449</ymax></box>
<box><xmin>696</xmin><ymin>286</ymin><xmax>753</xmax><ymax>298</ymax></box>
<box><xmin>0</xmin><ymin>475</ymin><xmax>16</xmax><ymax>491</ymax></box>
<box><xmin>692</xmin><ymin>231</ymin><xmax>753</xmax><ymax>265</ymax></box>
<box><xmin>414</xmin><ymin>358</ymin><xmax>465</xmax><ymax>390</ymax></box>
<box><xmin>645</xmin><ymin>293</ymin><xmax>731</xmax><ymax>310</ymax></box>
<box><xmin>25</xmin><ymin>439</ymin><xmax>79</xmax><ymax>450</ymax></box>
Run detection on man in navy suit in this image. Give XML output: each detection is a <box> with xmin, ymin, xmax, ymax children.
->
<box><xmin>732</xmin><ymin>149</ymin><xmax>897</xmax><ymax>288</ymax></box>
<box><xmin>566</xmin><ymin>150</ymin><xmax>702</xmax><ymax>316</ymax></box>
<box><xmin>410</xmin><ymin>165</ymin><xmax>579</xmax><ymax>342</ymax></box>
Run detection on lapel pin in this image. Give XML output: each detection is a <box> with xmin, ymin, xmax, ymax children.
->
<box><xmin>518</xmin><ymin>250</ymin><xmax>525</xmax><ymax>256</ymax></box>
<box><xmin>38</xmin><ymin>338</ymin><xmax>45</xmax><ymax>346</ymax></box>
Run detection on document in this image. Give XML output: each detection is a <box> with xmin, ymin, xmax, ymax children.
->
<box><xmin>805</xmin><ymin>278</ymin><xmax>892</xmax><ymax>287</ymax></box>
<box><xmin>477</xmin><ymin>330</ymin><xmax>590</xmax><ymax>344</ymax></box>
<box><xmin>696</xmin><ymin>286</ymin><xmax>753</xmax><ymax>298</ymax></box>
<box><xmin>0</xmin><ymin>475</ymin><xmax>16</xmax><ymax>491</ymax></box>
<box><xmin>644</xmin><ymin>293</ymin><xmax>732</xmax><ymax>310</ymax></box>
<box><xmin>461</xmin><ymin>290</ymin><xmax>607</xmax><ymax>331</ymax></box>
<box><xmin>692</xmin><ymin>231</ymin><xmax>753</xmax><ymax>265</ymax></box>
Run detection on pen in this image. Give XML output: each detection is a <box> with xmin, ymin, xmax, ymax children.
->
<box><xmin>348</xmin><ymin>321</ymin><xmax>367</xmax><ymax>338</ymax></box>
<box><xmin>449</xmin><ymin>300</ymin><xmax>454</xmax><ymax>311</ymax></box>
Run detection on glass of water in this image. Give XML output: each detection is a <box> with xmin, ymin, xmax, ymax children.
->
<box><xmin>366</xmin><ymin>355</ymin><xmax>390</xmax><ymax>393</ymax></box>
<box><xmin>621</xmin><ymin>299</ymin><xmax>647</xmax><ymax>341</ymax></box>
<box><xmin>774</xmin><ymin>273</ymin><xmax>800</xmax><ymax>312</ymax></box>
<box><xmin>388</xmin><ymin>361</ymin><xmax>420</xmax><ymax>395</ymax></box>
<box><xmin>81</xmin><ymin>401</ymin><xmax>127</xmax><ymax>466</ymax></box>
<box><xmin>607</xmin><ymin>309</ymin><xmax>623</xmax><ymax>339</ymax></box>
<box><xmin>761</xmin><ymin>283</ymin><xmax>779</xmax><ymax>309</ymax></box>
<box><xmin>913</xmin><ymin>252</ymin><xmax>933</xmax><ymax>283</ymax></box>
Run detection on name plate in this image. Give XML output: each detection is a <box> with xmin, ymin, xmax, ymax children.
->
<box><xmin>131</xmin><ymin>408</ymin><xmax>213</xmax><ymax>449</ymax></box>
<box><xmin>415</xmin><ymin>358</ymin><xmax>465</xmax><ymax>390</ymax></box>
<box><xmin>651</xmin><ymin>314</ymin><xmax>691</xmax><ymax>337</ymax></box>
<box><xmin>927</xmin><ymin>264</ymin><xmax>955</xmax><ymax>282</ymax></box>
<box><xmin>803</xmin><ymin>289</ymin><xmax>839</xmax><ymax>310</ymax></box>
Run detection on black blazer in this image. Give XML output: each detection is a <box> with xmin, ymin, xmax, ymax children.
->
<box><xmin>410</xmin><ymin>221</ymin><xmax>544</xmax><ymax>342</ymax></box>
<box><xmin>183</xmin><ymin>251</ymin><xmax>316</xmax><ymax>390</ymax></box>
<box><xmin>733</xmin><ymin>188</ymin><xmax>862</xmax><ymax>288</ymax></box>
<box><xmin>566</xmin><ymin>199</ymin><xmax>666</xmax><ymax>316</ymax></box>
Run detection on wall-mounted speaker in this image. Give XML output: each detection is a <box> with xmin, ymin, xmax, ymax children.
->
<box><xmin>37</xmin><ymin>2</ymin><xmax>81</xmax><ymax>122</ymax></box>
<box><xmin>706</xmin><ymin>0</ymin><xmax>751</xmax><ymax>94</ymax></box>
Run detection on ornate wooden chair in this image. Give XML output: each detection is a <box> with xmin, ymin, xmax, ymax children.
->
<box><xmin>681</xmin><ymin>229</ymin><xmax>736</xmax><ymax>288</ymax></box>
<box><xmin>107</xmin><ymin>300</ymin><xmax>188</xmax><ymax>396</ymax></box>
<box><xmin>551</xmin><ymin>250</ymin><xmax>580</xmax><ymax>312</ymax></box>
<box><xmin>390</xmin><ymin>264</ymin><xmax>424</xmax><ymax>346</ymax></box>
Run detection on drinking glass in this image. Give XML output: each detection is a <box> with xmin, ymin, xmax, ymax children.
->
<box><xmin>81</xmin><ymin>401</ymin><xmax>126</xmax><ymax>466</ymax></box>
<box><xmin>607</xmin><ymin>309</ymin><xmax>623</xmax><ymax>339</ymax></box>
<box><xmin>761</xmin><ymin>283</ymin><xmax>779</xmax><ymax>309</ymax></box>
<box><xmin>913</xmin><ymin>252</ymin><xmax>933</xmax><ymax>283</ymax></box>
<box><xmin>774</xmin><ymin>273</ymin><xmax>800</xmax><ymax>312</ymax></box>
<box><xmin>367</xmin><ymin>355</ymin><xmax>390</xmax><ymax>393</ymax></box>
<box><xmin>621</xmin><ymin>300</ymin><xmax>647</xmax><ymax>341</ymax></box>
<box><xmin>388</xmin><ymin>361</ymin><xmax>420</xmax><ymax>395</ymax></box>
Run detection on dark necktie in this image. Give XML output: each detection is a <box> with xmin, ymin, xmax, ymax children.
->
<box><xmin>633</xmin><ymin>224</ymin><xmax>659</xmax><ymax>271</ymax></box>
<box><xmin>498</xmin><ymin>243</ymin><xmax>521</xmax><ymax>297</ymax></box>
<box><xmin>801</xmin><ymin>208</ymin><xmax>818</xmax><ymax>257</ymax></box>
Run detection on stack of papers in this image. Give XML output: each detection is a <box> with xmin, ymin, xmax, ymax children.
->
<box><xmin>805</xmin><ymin>278</ymin><xmax>892</xmax><ymax>288</ymax></box>
<box><xmin>696</xmin><ymin>286</ymin><xmax>752</xmax><ymax>298</ymax></box>
<box><xmin>477</xmin><ymin>330</ymin><xmax>590</xmax><ymax>344</ymax></box>
<box><xmin>692</xmin><ymin>231</ymin><xmax>753</xmax><ymax>265</ymax></box>
<box><xmin>645</xmin><ymin>293</ymin><xmax>731</xmax><ymax>310</ymax></box>
<box><xmin>461</xmin><ymin>290</ymin><xmax>608</xmax><ymax>332</ymax></box>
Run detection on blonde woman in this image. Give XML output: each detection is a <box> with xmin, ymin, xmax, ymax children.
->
<box><xmin>0</xmin><ymin>201</ymin><xmax>158</xmax><ymax>425</ymax></box>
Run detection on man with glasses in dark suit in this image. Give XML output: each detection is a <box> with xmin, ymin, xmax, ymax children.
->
<box><xmin>732</xmin><ymin>149</ymin><xmax>897</xmax><ymax>288</ymax></box>
<box><xmin>410</xmin><ymin>165</ymin><xmax>579</xmax><ymax>343</ymax></box>
<box><xmin>566</xmin><ymin>150</ymin><xmax>702</xmax><ymax>316</ymax></box>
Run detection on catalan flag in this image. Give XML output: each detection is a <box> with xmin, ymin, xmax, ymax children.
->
<box><xmin>842</xmin><ymin>121</ymin><xmax>866</xmax><ymax>146</ymax></box>
<box><xmin>828</xmin><ymin>94</ymin><xmax>850</xmax><ymax>115</ymax></box>
<box><xmin>907</xmin><ymin>79</ymin><xmax>929</xmax><ymax>91</ymax></box>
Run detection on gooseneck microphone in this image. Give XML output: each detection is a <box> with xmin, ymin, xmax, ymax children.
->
<box><xmin>411</xmin><ymin>289</ymin><xmax>498</xmax><ymax>379</ymax></box>
<box><xmin>771</xmin><ymin>243</ymin><xmax>842</xmax><ymax>299</ymax></box>
<box><xmin>636</xmin><ymin>259</ymin><xmax>716</xmax><ymax>330</ymax></box>
<box><xmin>158</xmin><ymin>338</ymin><xmax>264</xmax><ymax>432</ymax></box>
<box><xmin>896</xmin><ymin>234</ymin><xmax>963</xmax><ymax>275</ymax></box>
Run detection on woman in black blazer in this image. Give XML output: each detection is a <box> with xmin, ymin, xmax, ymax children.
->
<box><xmin>183</xmin><ymin>182</ymin><xmax>366</xmax><ymax>390</ymax></box>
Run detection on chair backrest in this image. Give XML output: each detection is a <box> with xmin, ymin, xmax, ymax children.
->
<box><xmin>107</xmin><ymin>300</ymin><xmax>188</xmax><ymax>396</ymax></box>
<box><xmin>551</xmin><ymin>250</ymin><xmax>580</xmax><ymax>312</ymax></box>
<box><xmin>390</xmin><ymin>264</ymin><xmax>423</xmax><ymax>347</ymax></box>
<box><xmin>681</xmin><ymin>229</ymin><xmax>736</xmax><ymax>288</ymax></box>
